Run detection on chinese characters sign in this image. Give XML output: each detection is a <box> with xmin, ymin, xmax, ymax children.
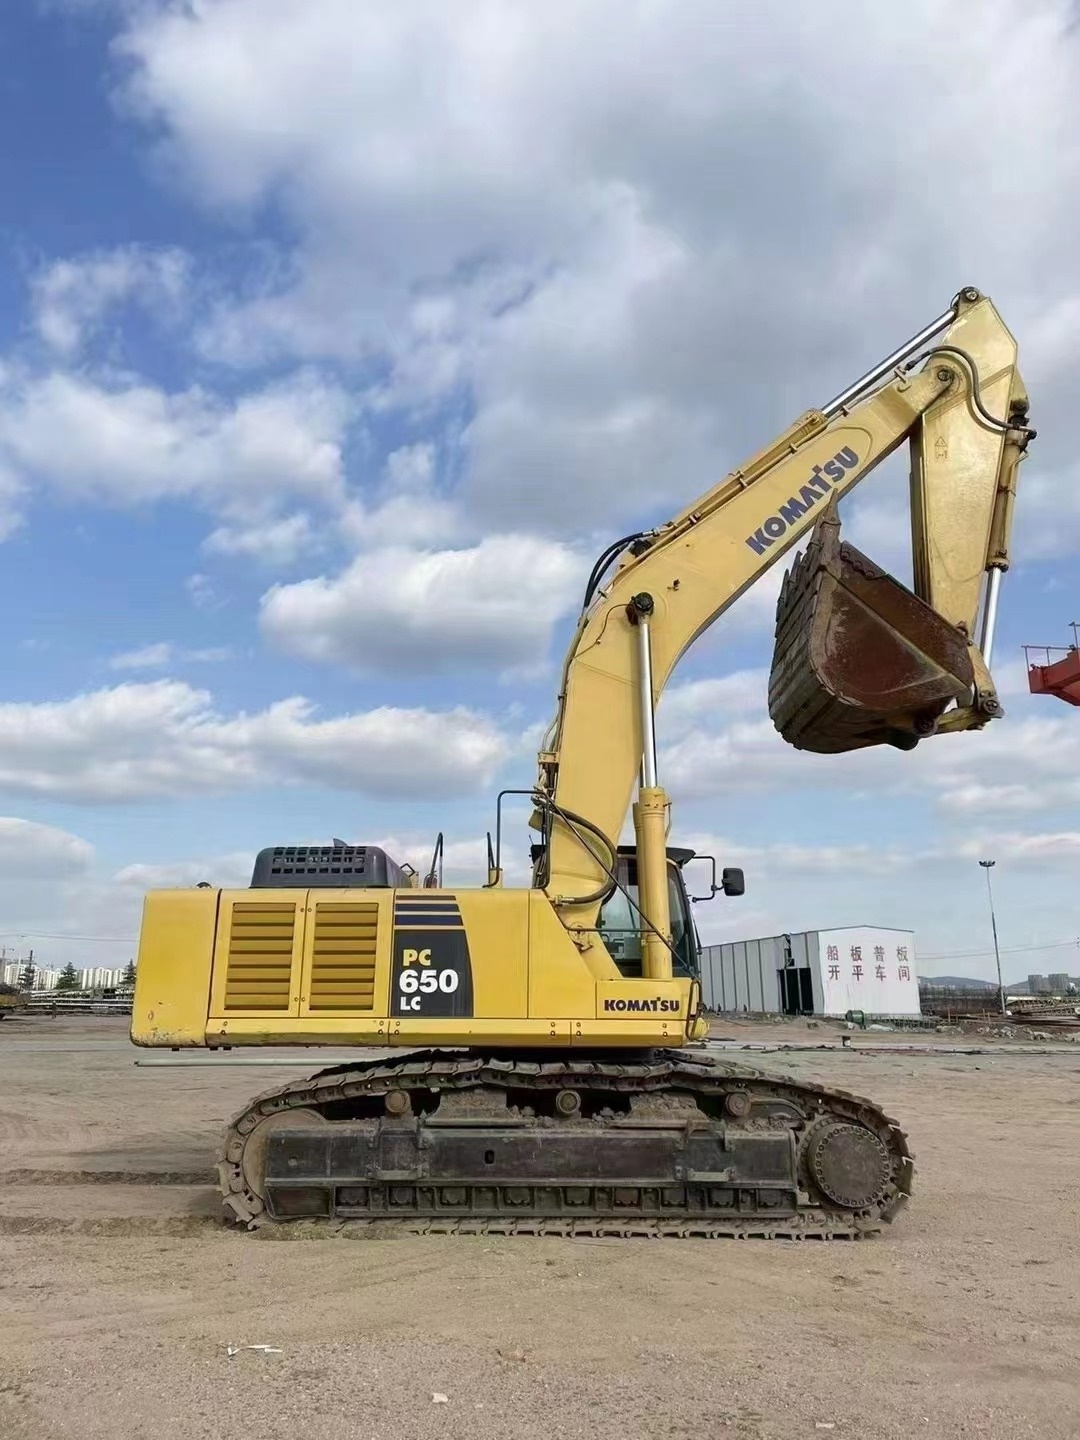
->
<box><xmin>815</xmin><ymin>929</ymin><xmax>920</xmax><ymax>1017</ymax></box>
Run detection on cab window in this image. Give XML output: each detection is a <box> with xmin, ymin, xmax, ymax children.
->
<box><xmin>596</xmin><ymin>880</ymin><xmax>643</xmax><ymax>972</ymax></box>
<box><xmin>598</xmin><ymin>858</ymin><xmax>698</xmax><ymax>978</ymax></box>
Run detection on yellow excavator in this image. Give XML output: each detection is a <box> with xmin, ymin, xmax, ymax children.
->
<box><xmin>132</xmin><ymin>286</ymin><xmax>1033</xmax><ymax>1238</ymax></box>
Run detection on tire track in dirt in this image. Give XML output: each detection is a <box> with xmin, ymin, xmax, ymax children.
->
<box><xmin>0</xmin><ymin>1167</ymin><xmax>214</xmax><ymax>1185</ymax></box>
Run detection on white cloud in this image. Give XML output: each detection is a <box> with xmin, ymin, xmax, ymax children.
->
<box><xmin>0</xmin><ymin>367</ymin><xmax>354</xmax><ymax>538</ymax></box>
<box><xmin>951</xmin><ymin>831</ymin><xmax>1080</xmax><ymax>864</ymax></box>
<box><xmin>382</xmin><ymin>442</ymin><xmax>436</xmax><ymax>494</ymax></box>
<box><xmin>260</xmin><ymin>533</ymin><xmax>585</xmax><ymax>676</ymax></box>
<box><xmin>109</xmin><ymin>642</ymin><xmax>172</xmax><ymax>671</ymax></box>
<box><xmin>15</xmin><ymin>0</ymin><xmax>1080</xmax><ymax>592</ymax></box>
<box><xmin>0</xmin><ymin>820</ymin><xmax>117</xmax><ymax>971</ymax></box>
<box><xmin>203</xmin><ymin>512</ymin><xmax>316</xmax><ymax>566</ymax></box>
<box><xmin>108</xmin><ymin>642</ymin><xmax>233</xmax><ymax>670</ymax></box>
<box><xmin>10</xmin><ymin>0</ymin><xmax>1080</xmax><ymax>982</ymax></box>
<box><xmin>660</xmin><ymin>690</ymin><xmax>1080</xmax><ymax>822</ymax></box>
<box><xmin>0</xmin><ymin>818</ymin><xmax>94</xmax><ymax>877</ymax></box>
<box><xmin>1013</xmin><ymin>459</ymin><xmax>1080</xmax><ymax>560</ymax></box>
<box><xmin>113</xmin><ymin>853</ymin><xmax>255</xmax><ymax>890</ymax></box>
<box><xmin>341</xmin><ymin>442</ymin><xmax>467</xmax><ymax>550</ymax></box>
<box><xmin>676</xmin><ymin>831</ymin><xmax>927</xmax><ymax>945</ymax></box>
<box><xmin>987</xmin><ymin>655</ymin><xmax>1039</xmax><ymax>702</ymax></box>
<box><xmin>112</xmin><ymin>834</ymin><xmax>534</xmax><ymax>894</ymax></box>
<box><xmin>0</xmin><ymin>833</ymin><xmax>253</xmax><ymax>972</ymax></box>
<box><xmin>342</xmin><ymin>492</ymin><xmax>464</xmax><ymax>552</ymax></box>
<box><xmin>32</xmin><ymin>245</ymin><xmax>190</xmax><ymax>356</ymax></box>
<box><xmin>677</xmin><ymin>825</ymin><xmax>1080</xmax><ymax>965</ymax></box>
<box><xmin>0</xmin><ymin>680</ymin><xmax>509</xmax><ymax>803</ymax></box>
<box><xmin>103</xmin><ymin>0</ymin><xmax>1080</xmax><ymax>548</ymax></box>
<box><xmin>658</xmin><ymin>670</ymin><xmax>770</xmax><ymax>738</ymax></box>
<box><xmin>364</xmin><ymin>833</ymin><xmax>531</xmax><ymax>889</ymax></box>
<box><xmin>185</xmin><ymin>572</ymin><xmax>218</xmax><ymax>609</ymax></box>
<box><xmin>0</xmin><ymin>460</ymin><xmax>24</xmax><ymax>542</ymax></box>
<box><xmin>674</xmin><ymin>830</ymin><xmax>929</xmax><ymax>878</ymax></box>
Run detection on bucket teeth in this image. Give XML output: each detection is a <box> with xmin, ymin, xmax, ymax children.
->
<box><xmin>768</xmin><ymin>500</ymin><xmax>974</xmax><ymax>754</ymax></box>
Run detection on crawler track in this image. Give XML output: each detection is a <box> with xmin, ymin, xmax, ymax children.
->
<box><xmin>219</xmin><ymin>1050</ymin><xmax>914</xmax><ymax>1239</ymax></box>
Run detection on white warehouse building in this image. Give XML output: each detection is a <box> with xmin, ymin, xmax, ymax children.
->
<box><xmin>700</xmin><ymin>926</ymin><xmax>921</xmax><ymax>1019</ymax></box>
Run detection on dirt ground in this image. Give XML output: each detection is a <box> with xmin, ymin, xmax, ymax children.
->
<box><xmin>1</xmin><ymin>1016</ymin><xmax>1078</xmax><ymax>1440</ymax></box>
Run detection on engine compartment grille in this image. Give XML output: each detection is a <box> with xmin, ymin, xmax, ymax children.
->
<box><xmin>308</xmin><ymin>902</ymin><xmax>379</xmax><ymax>1011</ymax></box>
<box><xmin>224</xmin><ymin>902</ymin><xmax>297</xmax><ymax>1011</ymax></box>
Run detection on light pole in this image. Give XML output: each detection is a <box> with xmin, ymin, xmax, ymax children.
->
<box><xmin>979</xmin><ymin>860</ymin><xmax>1006</xmax><ymax>1015</ymax></box>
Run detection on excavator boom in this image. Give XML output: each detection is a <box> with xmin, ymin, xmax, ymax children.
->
<box><xmin>535</xmin><ymin>287</ymin><xmax>1032</xmax><ymax>929</ymax></box>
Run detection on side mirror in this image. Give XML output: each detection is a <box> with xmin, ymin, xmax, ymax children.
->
<box><xmin>690</xmin><ymin>856</ymin><xmax>746</xmax><ymax>902</ymax></box>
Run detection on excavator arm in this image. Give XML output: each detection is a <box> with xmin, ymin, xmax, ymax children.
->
<box><xmin>532</xmin><ymin>287</ymin><xmax>1033</xmax><ymax>967</ymax></box>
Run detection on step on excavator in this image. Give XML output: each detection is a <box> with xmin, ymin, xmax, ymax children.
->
<box><xmin>132</xmin><ymin>286</ymin><xmax>1034</xmax><ymax>1238</ymax></box>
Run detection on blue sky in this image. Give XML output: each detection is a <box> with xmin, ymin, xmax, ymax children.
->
<box><xmin>1</xmin><ymin>0</ymin><xmax>1079</xmax><ymax>985</ymax></box>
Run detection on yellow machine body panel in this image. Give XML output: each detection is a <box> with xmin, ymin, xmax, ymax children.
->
<box><xmin>131</xmin><ymin>884</ymin><xmax>698</xmax><ymax>1050</ymax></box>
<box><xmin>131</xmin><ymin>889</ymin><xmax>218</xmax><ymax>1047</ymax></box>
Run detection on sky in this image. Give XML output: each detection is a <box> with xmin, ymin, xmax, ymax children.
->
<box><xmin>0</xmin><ymin>0</ymin><xmax>1079</xmax><ymax>986</ymax></box>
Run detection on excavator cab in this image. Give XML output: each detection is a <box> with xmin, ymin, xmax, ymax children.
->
<box><xmin>597</xmin><ymin>847</ymin><xmax>701</xmax><ymax>979</ymax></box>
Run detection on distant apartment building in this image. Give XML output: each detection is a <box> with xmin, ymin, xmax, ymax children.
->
<box><xmin>1028</xmin><ymin>973</ymin><xmax>1052</xmax><ymax>994</ymax></box>
<box><xmin>1</xmin><ymin>962</ymin><xmax>59</xmax><ymax>990</ymax></box>
<box><xmin>3</xmin><ymin>962</ymin><xmax>128</xmax><ymax>991</ymax></box>
<box><xmin>1047</xmin><ymin>972</ymin><xmax>1071</xmax><ymax>994</ymax></box>
<box><xmin>77</xmin><ymin>967</ymin><xmax>127</xmax><ymax>989</ymax></box>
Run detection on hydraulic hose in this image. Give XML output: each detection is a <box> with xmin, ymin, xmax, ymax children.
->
<box><xmin>531</xmin><ymin>791</ymin><xmax>620</xmax><ymax>907</ymax></box>
<box><xmin>918</xmin><ymin>345</ymin><xmax>1037</xmax><ymax>442</ymax></box>
<box><xmin>537</xmin><ymin>793</ymin><xmax>683</xmax><ymax>968</ymax></box>
<box><xmin>581</xmin><ymin>532</ymin><xmax>646</xmax><ymax>611</ymax></box>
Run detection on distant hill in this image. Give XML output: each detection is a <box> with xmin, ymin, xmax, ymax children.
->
<box><xmin>922</xmin><ymin>975</ymin><xmax>1077</xmax><ymax>994</ymax></box>
<box><xmin>920</xmin><ymin>975</ymin><xmax>998</xmax><ymax>989</ymax></box>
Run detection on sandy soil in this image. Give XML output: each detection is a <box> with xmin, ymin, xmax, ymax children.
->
<box><xmin>1</xmin><ymin>1015</ymin><xmax>1078</xmax><ymax>1440</ymax></box>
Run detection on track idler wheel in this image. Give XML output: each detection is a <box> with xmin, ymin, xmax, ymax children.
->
<box><xmin>805</xmin><ymin>1122</ymin><xmax>892</xmax><ymax>1210</ymax></box>
<box><xmin>222</xmin><ymin>1105</ymin><xmax>328</xmax><ymax>1225</ymax></box>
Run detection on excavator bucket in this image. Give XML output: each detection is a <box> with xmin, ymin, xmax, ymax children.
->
<box><xmin>768</xmin><ymin>501</ymin><xmax>974</xmax><ymax>754</ymax></box>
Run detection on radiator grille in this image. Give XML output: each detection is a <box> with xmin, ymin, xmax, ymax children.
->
<box><xmin>309</xmin><ymin>902</ymin><xmax>379</xmax><ymax>1011</ymax></box>
<box><xmin>224</xmin><ymin>902</ymin><xmax>296</xmax><ymax>1011</ymax></box>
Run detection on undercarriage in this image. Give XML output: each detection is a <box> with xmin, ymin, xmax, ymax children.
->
<box><xmin>219</xmin><ymin>1049</ymin><xmax>914</xmax><ymax>1239</ymax></box>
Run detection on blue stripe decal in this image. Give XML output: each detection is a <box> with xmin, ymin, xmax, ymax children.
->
<box><xmin>397</xmin><ymin>904</ymin><xmax>466</xmax><ymax>915</ymax></box>
<box><xmin>394</xmin><ymin>908</ymin><xmax>462</xmax><ymax>917</ymax></box>
<box><xmin>394</xmin><ymin>909</ymin><xmax>462</xmax><ymax>918</ymax></box>
<box><xmin>394</xmin><ymin>904</ymin><xmax>462</xmax><ymax>911</ymax></box>
<box><xmin>394</xmin><ymin>916</ymin><xmax>464</xmax><ymax>927</ymax></box>
<box><xmin>394</xmin><ymin>925</ymin><xmax>464</xmax><ymax>933</ymax></box>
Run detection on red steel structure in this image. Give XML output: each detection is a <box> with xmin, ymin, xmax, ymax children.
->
<box><xmin>1026</xmin><ymin>623</ymin><xmax>1080</xmax><ymax>706</ymax></box>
